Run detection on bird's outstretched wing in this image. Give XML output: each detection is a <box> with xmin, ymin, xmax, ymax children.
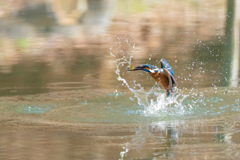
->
<box><xmin>160</xmin><ymin>58</ymin><xmax>174</xmax><ymax>76</ymax></box>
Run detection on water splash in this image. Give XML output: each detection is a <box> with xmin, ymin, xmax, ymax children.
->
<box><xmin>110</xmin><ymin>37</ymin><xmax>240</xmax><ymax>120</ymax></box>
<box><xmin>144</xmin><ymin>89</ymin><xmax>189</xmax><ymax>117</ymax></box>
<box><xmin>119</xmin><ymin>143</ymin><xmax>129</xmax><ymax>160</ymax></box>
<box><xmin>110</xmin><ymin>37</ymin><xmax>190</xmax><ymax>116</ymax></box>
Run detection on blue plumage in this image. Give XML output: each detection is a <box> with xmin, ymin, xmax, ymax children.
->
<box><xmin>160</xmin><ymin>58</ymin><xmax>174</xmax><ymax>76</ymax></box>
<box><xmin>140</xmin><ymin>64</ymin><xmax>157</xmax><ymax>73</ymax></box>
<box><xmin>127</xmin><ymin>58</ymin><xmax>177</xmax><ymax>97</ymax></box>
<box><xmin>141</xmin><ymin>64</ymin><xmax>157</xmax><ymax>70</ymax></box>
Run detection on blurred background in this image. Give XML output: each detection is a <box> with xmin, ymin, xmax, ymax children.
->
<box><xmin>0</xmin><ymin>0</ymin><xmax>239</xmax><ymax>95</ymax></box>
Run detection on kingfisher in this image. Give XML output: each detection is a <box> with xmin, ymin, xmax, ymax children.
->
<box><xmin>127</xmin><ymin>58</ymin><xmax>177</xmax><ymax>97</ymax></box>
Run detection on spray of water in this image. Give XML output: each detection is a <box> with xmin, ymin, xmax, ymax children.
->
<box><xmin>110</xmin><ymin>37</ymin><xmax>240</xmax><ymax>160</ymax></box>
<box><xmin>110</xmin><ymin>36</ymin><xmax>191</xmax><ymax>117</ymax></box>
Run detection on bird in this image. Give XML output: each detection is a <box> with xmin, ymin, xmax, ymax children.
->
<box><xmin>127</xmin><ymin>58</ymin><xmax>177</xmax><ymax>97</ymax></box>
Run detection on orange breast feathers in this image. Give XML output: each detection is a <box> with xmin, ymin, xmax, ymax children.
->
<box><xmin>148</xmin><ymin>69</ymin><xmax>172</xmax><ymax>91</ymax></box>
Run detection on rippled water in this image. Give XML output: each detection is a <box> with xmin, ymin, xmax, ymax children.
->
<box><xmin>1</xmin><ymin>87</ymin><xmax>240</xmax><ymax>160</ymax></box>
<box><xmin>1</xmin><ymin>85</ymin><xmax>240</xmax><ymax>159</ymax></box>
<box><xmin>0</xmin><ymin>0</ymin><xmax>240</xmax><ymax>160</ymax></box>
<box><xmin>1</xmin><ymin>55</ymin><xmax>240</xmax><ymax>160</ymax></box>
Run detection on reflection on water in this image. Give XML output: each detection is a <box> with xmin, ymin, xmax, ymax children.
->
<box><xmin>0</xmin><ymin>0</ymin><xmax>240</xmax><ymax>160</ymax></box>
<box><xmin>1</xmin><ymin>114</ymin><xmax>240</xmax><ymax>160</ymax></box>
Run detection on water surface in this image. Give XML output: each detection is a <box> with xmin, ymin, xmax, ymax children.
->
<box><xmin>0</xmin><ymin>0</ymin><xmax>240</xmax><ymax>160</ymax></box>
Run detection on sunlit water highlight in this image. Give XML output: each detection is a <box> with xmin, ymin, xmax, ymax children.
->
<box><xmin>18</xmin><ymin>105</ymin><xmax>52</xmax><ymax>114</ymax></box>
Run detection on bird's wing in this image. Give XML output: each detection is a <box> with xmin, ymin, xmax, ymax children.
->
<box><xmin>162</xmin><ymin>68</ymin><xmax>173</xmax><ymax>92</ymax></box>
<box><xmin>160</xmin><ymin>58</ymin><xmax>174</xmax><ymax>76</ymax></box>
<box><xmin>171</xmin><ymin>76</ymin><xmax>177</xmax><ymax>87</ymax></box>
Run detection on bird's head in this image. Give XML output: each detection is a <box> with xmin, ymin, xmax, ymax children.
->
<box><xmin>128</xmin><ymin>64</ymin><xmax>158</xmax><ymax>73</ymax></box>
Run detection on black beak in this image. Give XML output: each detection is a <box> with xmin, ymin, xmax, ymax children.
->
<box><xmin>127</xmin><ymin>65</ymin><xmax>143</xmax><ymax>71</ymax></box>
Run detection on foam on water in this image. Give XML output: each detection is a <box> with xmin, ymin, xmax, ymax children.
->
<box><xmin>144</xmin><ymin>89</ymin><xmax>189</xmax><ymax>117</ymax></box>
